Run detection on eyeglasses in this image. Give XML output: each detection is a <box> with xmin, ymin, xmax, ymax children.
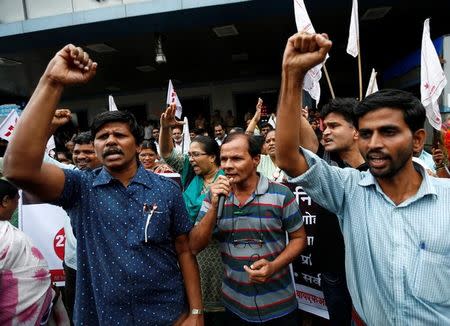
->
<box><xmin>187</xmin><ymin>152</ymin><xmax>207</xmax><ymax>158</ymax></box>
<box><xmin>232</xmin><ymin>238</ymin><xmax>264</xmax><ymax>249</ymax></box>
<box><xmin>230</xmin><ymin>195</ymin><xmax>264</xmax><ymax>249</ymax></box>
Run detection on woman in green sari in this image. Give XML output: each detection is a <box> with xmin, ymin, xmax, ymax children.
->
<box><xmin>159</xmin><ymin>105</ymin><xmax>225</xmax><ymax>325</ymax></box>
<box><xmin>164</xmin><ymin>134</ymin><xmax>223</xmax><ymax>220</ymax></box>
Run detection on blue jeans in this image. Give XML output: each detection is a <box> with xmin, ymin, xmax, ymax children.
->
<box><xmin>321</xmin><ymin>271</ymin><xmax>352</xmax><ymax>326</ymax></box>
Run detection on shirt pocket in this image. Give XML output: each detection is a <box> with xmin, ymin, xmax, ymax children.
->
<box><xmin>140</xmin><ymin>207</ymin><xmax>171</xmax><ymax>245</ymax></box>
<box><xmin>412</xmin><ymin>248</ymin><xmax>450</xmax><ymax>304</ymax></box>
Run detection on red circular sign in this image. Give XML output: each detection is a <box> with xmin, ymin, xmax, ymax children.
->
<box><xmin>53</xmin><ymin>227</ymin><xmax>66</xmax><ymax>261</ymax></box>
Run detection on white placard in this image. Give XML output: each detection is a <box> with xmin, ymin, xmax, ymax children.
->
<box><xmin>295</xmin><ymin>283</ymin><xmax>329</xmax><ymax>319</ymax></box>
<box><xmin>19</xmin><ymin>198</ymin><xmax>68</xmax><ymax>286</ymax></box>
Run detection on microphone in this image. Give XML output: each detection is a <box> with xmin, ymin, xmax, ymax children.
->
<box><xmin>217</xmin><ymin>195</ymin><xmax>226</xmax><ymax>219</ymax></box>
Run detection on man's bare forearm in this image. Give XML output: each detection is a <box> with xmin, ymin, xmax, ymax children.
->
<box><xmin>276</xmin><ymin>33</ymin><xmax>331</xmax><ymax>177</ymax></box>
<box><xmin>270</xmin><ymin>227</ymin><xmax>306</xmax><ymax>273</ymax></box>
<box><xmin>4</xmin><ymin>76</ymin><xmax>63</xmax><ymax>179</ymax></box>
<box><xmin>4</xmin><ymin>44</ymin><xmax>96</xmax><ymax>201</ymax></box>
<box><xmin>159</xmin><ymin>125</ymin><xmax>174</xmax><ymax>159</ymax></box>
<box><xmin>176</xmin><ymin>235</ymin><xmax>203</xmax><ymax>311</ymax></box>
<box><xmin>245</xmin><ymin>115</ymin><xmax>259</xmax><ymax>135</ymax></box>
<box><xmin>299</xmin><ymin>115</ymin><xmax>319</xmax><ymax>153</ymax></box>
<box><xmin>189</xmin><ymin>206</ymin><xmax>218</xmax><ymax>254</ymax></box>
<box><xmin>276</xmin><ymin>71</ymin><xmax>309</xmax><ymax>176</ymax></box>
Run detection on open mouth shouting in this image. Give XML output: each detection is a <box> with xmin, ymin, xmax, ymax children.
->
<box><xmin>366</xmin><ymin>151</ymin><xmax>390</xmax><ymax>169</ymax></box>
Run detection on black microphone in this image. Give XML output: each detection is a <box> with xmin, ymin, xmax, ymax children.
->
<box><xmin>217</xmin><ymin>195</ymin><xmax>226</xmax><ymax>219</ymax></box>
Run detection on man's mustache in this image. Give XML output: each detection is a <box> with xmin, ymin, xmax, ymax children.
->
<box><xmin>102</xmin><ymin>147</ymin><xmax>123</xmax><ymax>158</ymax></box>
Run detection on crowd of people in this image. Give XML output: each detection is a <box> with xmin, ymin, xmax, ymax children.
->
<box><xmin>1</xmin><ymin>32</ymin><xmax>449</xmax><ymax>326</ymax></box>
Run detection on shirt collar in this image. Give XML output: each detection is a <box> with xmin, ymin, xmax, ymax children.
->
<box><xmin>255</xmin><ymin>173</ymin><xmax>269</xmax><ymax>195</ymax></box>
<box><xmin>92</xmin><ymin>164</ymin><xmax>153</xmax><ymax>188</ymax></box>
<box><xmin>215</xmin><ymin>134</ymin><xmax>226</xmax><ymax>141</ymax></box>
<box><xmin>358</xmin><ymin>161</ymin><xmax>438</xmax><ymax>201</ymax></box>
<box><xmin>230</xmin><ymin>173</ymin><xmax>269</xmax><ymax>207</ymax></box>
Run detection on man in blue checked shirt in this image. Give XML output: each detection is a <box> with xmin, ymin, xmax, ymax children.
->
<box><xmin>276</xmin><ymin>32</ymin><xmax>450</xmax><ymax>325</ymax></box>
<box><xmin>3</xmin><ymin>45</ymin><xmax>203</xmax><ymax>326</ymax></box>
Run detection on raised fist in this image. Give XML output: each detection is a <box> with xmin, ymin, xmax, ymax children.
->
<box><xmin>51</xmin><ymin>108</ymin><xmax>72</xmax><ymax>128</ymax></box>
<box><xmin>43</xmin><ymin>44</ymin><xmax>97</xmax><ymax>86</ymax></box>
<box><xmin>282</xmin><ymin>33</ymin><xmax>332</xmax><ymax>77</ymax></box>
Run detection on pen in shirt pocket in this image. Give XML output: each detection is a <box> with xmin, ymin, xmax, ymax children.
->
<box><xmin>143</xmin><ymin>203</ymin><xmax>158</xmax><ymax>243</ymax></box>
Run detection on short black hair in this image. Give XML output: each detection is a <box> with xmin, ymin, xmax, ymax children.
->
<box><xmin>73</xmin><ymin>131</ymin><xmax>93</xmax><ymax>145</ymax></box>
<box><xmin>321</xmin><ymin>98</ymin><xmax>358</xmax><ymax>125</ymax></box>
<box><xmin>214</xmin><ymin>123</ymin><xmax>224</xmax><ymax>129</ymax></box>
<box><xmin>91</xmin><ymin>111</ymin><xmax>144</xmax><ymax>144</ymax></box>
<box><xmin>55</xmin><ymin>151</ymin><xmax>72</xmax><ymax>160</ymax></box>
<box><xmin>192</xmin><ymin>135</ymin><xmax>220</xmax><ymax>166</ymax></box>
<box><xmin>264</xmin><ymin>129</ymin><xmax>276</xmax><ymax>140</ymax></box>
<box><xmin>260</xmin><ymin>123</ymin><xmax>274</xmax><ymax>131</ymax></box>
<box><xmin>222</xmin><ymin>133</ymin><xmax>261</xmax><ymax>158</ymax></box>
<box><xmin>229</xmin><ymin>127</ymin><xmax>244</xmax><ymax>134</ymax></box>
<box><xmin>0</xmin><ymin>179</ymin><xmax>18</xmax><ymax>200</ymax></box>
<box><xmin>253</xmin><ymin>135</ymin><xmax>265</xmax><ymax>153</ymax></box>
<box><xmin>192</xmin><ymin>128</ymin><xmax>206</xmax><ymax>136</ymax></box>
<box><xmin>140</xmin><ymin>140</ymin><xmax>158</xmax><ymax>153</ymax></box>
<box><xmin>354</xmin><ymin>89</ymin><xmax>426</xmax><ymax>132</ymax></box>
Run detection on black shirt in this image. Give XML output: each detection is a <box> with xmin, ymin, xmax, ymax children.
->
<box><xmin>311</xmin><ymin>144</ymin><xmax>368</xmax><ymax>272</ymax></box>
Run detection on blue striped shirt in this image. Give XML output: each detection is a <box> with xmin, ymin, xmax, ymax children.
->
<box><xmin>288</xmin><ymin>148</ymin><xmax>450</xmax><ymax>325</ymax></box>
<box><xmin>197</xmin><ymin>175</ymin><xmax>303</xmax><ymax>322</ymax></box>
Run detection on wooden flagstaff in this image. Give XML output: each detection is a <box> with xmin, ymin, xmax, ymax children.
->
<box><xmin>357</xmin><ymin>39</ymin><xmax>363</xmax><ymax>101</ymax></box>
<box><xmin>322</xmin><ymin>63</ymin><xmax>336</xmax><ymax>99</ymax></box>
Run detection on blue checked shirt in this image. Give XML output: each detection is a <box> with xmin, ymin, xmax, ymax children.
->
<box><xmin>288</xmin><ymin>148</ymin><xmax>450</xmax><ymax>325</ymax></box>
<box><xmin>54</xmin><ymin>165</ymin><xmax>192</xmax><ymax>325</ymax></box>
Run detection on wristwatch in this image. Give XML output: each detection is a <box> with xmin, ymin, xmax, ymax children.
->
<box><xmin>191</xmin><ymin>309</ymin><xmax>203</xmax><ymax>315</ymax></box>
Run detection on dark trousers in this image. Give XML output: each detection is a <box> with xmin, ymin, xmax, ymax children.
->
<box><xmin>63</xmin><ymin>262</ymin><xmax>77</xmax><ymax>326</ymax></box>
<box><xmin>204</xmin><ymin>311</ymin><xmax>226</xmax><ymax>326</ymax></box>
<box><xmin>321</xmin><ymin>271</ymin><xmax>352</xmax><ymax>326</ymax></box>
<box><xmin>224</xmin><ymin>309</ymin><xmax>299</xmax><ymax>325</ymax></box>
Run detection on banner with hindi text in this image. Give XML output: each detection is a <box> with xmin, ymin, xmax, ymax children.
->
<box><xmin>287</xmin><ymin>183</ymin><xmax>329</xmax><ymax>319</ymax></box>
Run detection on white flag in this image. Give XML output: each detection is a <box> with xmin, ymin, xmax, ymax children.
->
<box><xmin>0</xmin><ymin>110</ymin><xmax>19</xmax><ymax>141</ymax></box>
<box><xmin>166</xmin><ymin>80</ymin><xmax>182</xmax><ymax>119</ymax></box>
<box><xmin>268</xmin><ymin>114</ymin><xmax>276</xmax><ymax>129</ymax></box>
<box><xmin>346</xmin><ymin>0</ymin><xmax>359</xmax><ymax>57</ymax></box>
<box><xmin>46</xmin><ymin>136</ymin><xmax>56</xmax><ymax>154</ymax></box>
<box><xmin>421</xmin><ymin>18</ymin><xmax>446</xmax><ymax>130</ymax></box>
<box><xmin>182</xmin><ymin>117</ymin><xmax>190</xmax><ymax>155</ymax></box>
<box><xmin>0</xmin><ymin>109</ymin><xmax>60</xmax><ymax>153</ymax></box>
<box><xmin>109</xmin><ymin>95</ymin><xmax>118</xmax><ymax>111</ymax></box>
<box><xmin>294</xmin><ymin>0</ymin><xmax>327</xmax><ymax>104</ymax></box>
<box><xmin>365</xmin><ymin>68</ymin><xmax>379</xmax><ymax>97</ymax></box>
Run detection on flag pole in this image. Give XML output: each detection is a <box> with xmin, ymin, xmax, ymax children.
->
<box><xmin>322</xmin><ymin>63</ymin><xmax>335</xmax><ymax>99</ymax></box>
<box><xmin>357</xmin><ymin>40</ymin><xmax>363</xmax><ymax>100</ymax></box>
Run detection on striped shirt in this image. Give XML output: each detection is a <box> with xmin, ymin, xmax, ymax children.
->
<box><xmin>197</xmin><ymin>174</ymin><xmax>303</xmax><ymax>322</ymax></box>
<box><xmin>288</xmin><ymin>148</ymin><xmax>450</xmax><ymax>325</ymax></box>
